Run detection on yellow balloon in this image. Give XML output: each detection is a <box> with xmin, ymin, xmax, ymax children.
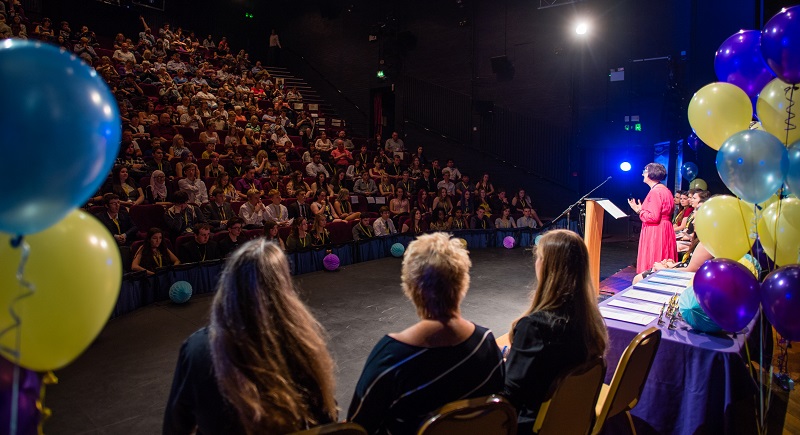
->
<box><xmin>743</xmin><ymin>193</ymin><xmax>780</xmax><ymax>213</ymax></box>
<box><xmin>688</xmin><ymin>82</ymin><xmax>753</xmax><ymax>150</ymax></box>
<box><xmin>689</xmin><ymin>178</ymin><xmax>707</xmax><ymax>190</ymax></box>
<box><xmin>756</xmin><ymin>78</ymin><xmax>800</xmax><ymax>146</ymax></box>
<box><xmin>757</xmin><ymin>198</ymin><xmax>800</xmax><ymax>266</ymax></box>
<box><xmin>0</xmin><ymin>210</ymin><xmax>121</xmax><ymax>371</ymax></box>
<box><xmin>694</xmin><ymin>195</ymin><xmax>756</xmax><ymax>260</ymax></box>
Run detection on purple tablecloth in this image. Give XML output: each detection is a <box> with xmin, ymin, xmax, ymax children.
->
<box><xmin>600</xmin><ymin>287</ymin><xmax>758</xmax><ymax>435</ymax></box>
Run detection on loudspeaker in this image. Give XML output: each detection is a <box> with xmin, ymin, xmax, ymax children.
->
<box><xmin>490</xmin><ymin>55</ymin><xmax>514</xmax><ymax>80</ymax></box>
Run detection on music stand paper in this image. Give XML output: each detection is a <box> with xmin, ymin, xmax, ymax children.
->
<box><xmin>594</xmin><ymin>199</ymin><xmax>628</xmax><ymax>219</ymax></box>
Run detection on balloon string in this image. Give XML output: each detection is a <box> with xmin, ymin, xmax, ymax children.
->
<box><xmin>783</xmin><ymin>84</ymin><xmax>797</xmax><ymax>147</ymax></box>
<box><xmin>0</xmin><ymin>238</ymin><xmax>35</xmax><ymax>435</ymax></box>
<box><xmin>36</xmin><ymin>372</ymin><xmax>57</xmax><ymax>435</ymax></box>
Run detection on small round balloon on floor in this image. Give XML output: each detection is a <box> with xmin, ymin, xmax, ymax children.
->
<box><xmin>390</xmin><ymin>243</ymin><xmax>405</xmax><ymax>257</ymax></box>
<box><xmin>323</xmin><ymin>253</ymin><xmax>340</xmax><ymax>271</ymax></box>
<box><xmin>503</xmin><ymin>236</ymin><xmax>515</xmax><ymax>249</ymax></box>
<box><xmin>169</xmin><ymin>281</ymin><xmax>193</xmax><ymax>304</ymax></box>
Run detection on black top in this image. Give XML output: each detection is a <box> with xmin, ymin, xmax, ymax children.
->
<box><xmin>503</xmin><ymin>308</ymin><xmax>589</xmax><ymax>432</ymax></box>
<box><xmin>178</xmin><ymin>239</ymin><xmax>221</xmax><ymax>263</ymax></box>
<box><xmin>217</xmin><ymin>235</ymin><xmax>242</xmax><ymax>257</ymax></box>
<box><xmin>347</xmin><ymin>324</ymin><xmax>504</xmax><ymax>434</ymax></box>
<box><xmin>94</xmin><ymin>210</ymin><xmax>137</xmax><ymax>245</ymax></box>
<box><xmin>163</xmin><ymin>328</ymin><xmax>242</xmax><ymax>435</ymax></box>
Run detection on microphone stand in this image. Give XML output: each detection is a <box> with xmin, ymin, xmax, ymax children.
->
<box><xmin>547</xmin><ymin>176</ymin><xmax>612</xmax><ymax>232</ymax></box>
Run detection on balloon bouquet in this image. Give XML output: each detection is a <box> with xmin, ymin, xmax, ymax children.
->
<box><xmin>0</xmin><ymin>40</ymin><xmax>122</xmax><ymax>433</ymax></box>
<box><xmin>684</xmin><ymin>7</ymin><xmax>800</xmax><ymax>432</ymax></box>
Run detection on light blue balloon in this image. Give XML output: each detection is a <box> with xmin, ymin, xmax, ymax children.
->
<box><xmin>0</xmin><ymin>40</ymin><xmax>121</xmax><ymax>235</ymax></box>
<box><xmin>787</xmin><ymin>140</ymin><xmax>800</xmax><ymax>197</ymax></box>
<box><xmin>169</xmin><ymin>281</ymin><xmax>193</xmax><ymax>304</ymax></box>
<box><xmin>390</xmin><ymin>243</ymin><xmax>405</xmax><ymax>257</ymax></box>
<box><xmin>715</xmin><ymin>130</ymin><xmax>789</xmax><ymax>204</ymax></box>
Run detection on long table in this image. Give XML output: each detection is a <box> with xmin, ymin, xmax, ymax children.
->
<box><xmin>599</xmin><ymin>270</ymin><xmax>759</xmax><ymax>434</ymax></box>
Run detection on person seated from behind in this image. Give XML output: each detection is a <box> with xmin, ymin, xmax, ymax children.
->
<box><xmin>163</xmin><ymin>240</ymin><xmax>337</xmax><ymax>434</ymax></box>
<box><xmin>373</xmin><ymin>206</ymin><xmax>398</xmax><ymax>236</ymax></box>
<box><xmin>178</xmin><ymin>223</ymin><xmax>220</xmax><ymax>263</ymax></box>
<box><xmin>166</xmin><ymin>191</ymin><xmax>205</xmax><ymax>235</ymax></box>
<box><xmin>353</xmin><ymin>171</ymin><xmax>377</xmax><ymax>196</ymax></box>
<box><xmin>239</xmin><ymin>189</ymin><xmax>268</xmax><ymax>228</ymax></box>
<box><xmin>470</xmin><ymin>206</ymin><xmax>493</xmax><ymax>230</ymax></box>
<box><xmin>202</xmin><ymin>188</ymin><xmax>235</xmax><ymax>231</ymax></box>
<box><xmin>352</xmin><ymin>215</ymin><xmax>375</xmax><ymax>241</ymax></box>
<box><xmin>217</xmin><ymin>217</ymin><xmax>244</xmax><ymax>257</ymax></box>
<box><xmin>347</xmin><ymin>232</ymin><xmax>504</xmax><ymax>434</ymax></box>
<box><xmin>96</xmin><ymin>193</ymin><xmax>137</xmax><ymax>246</ymax></box>
<box><xmin>504</xmin><ymin>230</ymin><xmax>608</xmax><ymax>433</ymax></box>
<box><xmin>131</xmin><ymin>227</ymin><xmax>180</xmax><ymax>275</ymax></box>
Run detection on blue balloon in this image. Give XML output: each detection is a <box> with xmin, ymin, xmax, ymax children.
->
<box><xmin>761</xmin><ymin>6</ymin><xmax>800</xmax><ymax>84</ymax></box>
<box><xmin>686</xmin><ymin>133</ymin><xmax>704</xmax><ymax>152</ymax></box>
<box><xmin>390</xmin><ymin>243</ymin><xmax>405</xmax><ymax>257</ymax></box>
<box><xmin>715</xmin><ymin>30</ymin><xmax>775</xmax><ymax>102</ymax></box>
<box><xmin>681</xmin><ymin>162</ymin><xmax>699</xmax><ymax>181</ymax></box>
<box><xmin>716</xmin><ymin>130</ymin><xmax>789</xmax><ymax>204</ymax></box>
<box><xmin>0</xmin><ymin>40</ymin><xmax>121</xmax><ymax>235</ymax></box>
<box><xmin>787</xmin><ymin>140</ymin><xmax>800</xmax><ymax>196</ymax></box>
<box><xmin>169</xmin><ymin>281</ymin><xmax>193</xmax><ymax>304</ymax></box>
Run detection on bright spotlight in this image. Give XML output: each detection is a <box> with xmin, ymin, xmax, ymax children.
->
<box><xmin>620</xmin><ymin>161</ymin><xmax>632</xmax><ymax>172</ymax></box>
<box><xmin>575</xmin><ymin>22</ymin><xmax>588</xmax><ymax>35</ymax></box>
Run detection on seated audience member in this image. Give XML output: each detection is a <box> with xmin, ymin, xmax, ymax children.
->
<box><xmin>373</xmin><ymin>206</ymin><xmax>398</xmax><ymax>236</ymax></box>
<box><xmin>401</xmin><ymin>208</ymin><xmax>427</xmax><ymax>236</ymax></box>
<box><xmin>510</xmin><ymin>188</ymin><xmax>533</xmax><ymax>214</ymax></box>
<box><xmin>288</xmin><ymin>190</ymin><xmax>312</xmax><ymax>220</ymax></box>
<box><xmin>164</xmin><ymin>240</ymin><xmax>337</xmax><ymax>434</ymax></box>
<box><xmin>389</xmin><ymin>187</ymin><xmax>410</xmax><ymax>217</ymax></box>
<box><xmin>495</xmin><ymin>206</ymin><xmax>516</xmax><ymax>229</ymax></box>
<box><xmin>150</xmin><ymin>113</ymin><xmax>179</xmax><ymax>142</ymax></box>
<box><xmin>395</xmin><ymin>171</ymin><xmax>414</xmax><ymax>196</ymax></box>
<box><xmin>504</xmin><ymin>230</ymin><xmax>608</xmax><ymax>432</ymax></box>
<box><xmin>225</xmin><ymin>154</ymin><xmax>247</xmax><ymax>179</ymax></box>
<box><xmin>95</xmin><ymin>193</ymin><xmax>137</xmax><ymax>246</ymax></box>
<box><xmin>346</xmin><ymin>159</ymin><xmax>365</xmax><ymax>181</ymax></box>
<box><xmin>330</xmin><ymin>171</ymin><xmax>348</xmax><ymax>195</ymax></box>
<box><xmin>347</xmin><ymin>233</ymin><xmax>504</xmax><ymax>434</ymax></box>
<box><xmin>314</xmin><ymin>131</ymin><xmax>333</xmax><ymax>153</ymax></box>
<box><xmin>431</xmin><ymin>188</ymin><xmax>453</xmax><ymax>215</ymax></box>
<box><xmin>337</xmin><ymin>130</ymin><xmax>354</xmax><ymax>150</ymax></box>
<box><xmin>235</xmin><ymin>168</ymin><xmax>263</xmax><ymax>197</ymax></box>
<box><xmin>677</xmin><ymin>190</ymin><xmax>709</xmax><ymax>252</ymax></box>
<box><xmin>385</xmin><ymin>155</ymin><xmax>404</xmax><ymax>181</ymax></box>
<box><xmin>217</xmin><ymin>217</ymin><xmax>244</xmax><ymax>257</ymax></box>
<box><xmin>306</xmin><ymin>152</ymin><xmax>330</xmax><ymax>178</ymax></box>
<box><xmin>368</xmin><ymin>161</ymin><xmax>384</xmax><ymax>179</ymax></box>
<box><xmin>204</xmin><ymin>153</ymin><xmax>225</xmax><ymax>179</ymax></box>
<box><xmin>265</xmin><ymin>189</ymin><xmax>291</xmax><ymax>226</ymax></box>
<box><xmin>274</xmin><ymin>153</ymin><xmax>293</xmax><ymax>176</ymax></box>
<box><xmin>286</xmin><ymin>217</ymin><xmax>313</xmax><ymax>252</ymax></box>
<box><xmin>352</xmin><ymin>216</ymin><xmax>375</xmax><ymax>241</ymax></box>
<box><xmin>311</xmin><ymin>172</ymin><xmax>335</xmax><ymax>197</ymax></box>
<box><xmin>475</xmin><ymin>188</ymin><xmax>493</xmax><ymax>218</ymax></box>
<box><xmin>448</xmin><ymin>208</ymin><xmax>469</xmax><ymax>230</ymax></box>
<box><xmin>210</xmin><ymin>173</ymin><xmax>240</xmax><ymax>202</ymax></box>
<box><xmin>492</xmin><ymin>188</ymin><xmax>512</xmax><ymax>212</ymax></box>
<box><xmin>333</xmin><ymin>189</ymin><xmax>361</xmax><ymax>222</ymax></box>
<box><xmin>239</xmin><ymin>189</ymin><xmax>268</xmax><ymax>228</ymax></box>
<box><xmin>178</xmin><ymin>224</ymin><xmax>220</xmax><ymax>263</ymax></box>
<box><xmin>444</xmin><ymin>159</ymin><xmax>462</xmax><ymax>180</ymax></box>
<box><xmin>414</xmin><ymin>146</ymin><xmax>428</xmax><ymax>166</ymax></box>
<box><xmin>673</xmin><ymin>191</ymin><xmax>694</xmax><ymax>232</ymax></box>
<box><xmin>202</xmin><ymin>188</ymin><xmax>235</xmax><ymax>231</ymax></box>
<box><xmin>311</xmin><ymin>190</ymin><xmax>343</xmax><ymax>223</ymax></box>
<box><xmin>144</xmin><ymin>170</ymin><xmax>172</xmax><ymax>205</ymax></box>
<box><xmin>456</xmin><ymin>190</ymin><xmax>475</xmax><ymax>217</ymax></box>
<box><xmin>428</xmin><ymin>207</ymin><xmax>450</xmax><ymax>231</ymax></box>
<box><xmin>103</xmin><ymin>165</ymin><xmax>144</xmax><ymax>207</ymax></box>
<box><xmin>454</xmin><ymin>174</ymin><xmax>473</xmax><ymax>199</ymax></box>
<box><xmin>166</xmin><ymin>191</ymin><xmax>205</xmax><ymax>235</ymax></box>
<box><xmin>436</xmin><ymin>171</ymin><xmax>455</xmax><ymax>196</ymax></box>
<box><xmin>331</xmin><ymin>139</ymin><xmax>353</xmax><ymax>170</ymax></box>
<box><xmin>131</xmin><ymin>227</ymin><xmax>180</xmax><ymax>275</ymax></box>
<box><xmin>516</xmin><ymin>207</ymin><xmax>539</xmax><ymax>229</ymax></box>
<box><xmin>286</xmin><ymin>171</ymin><xmax>313</xmax><ymax>198</ymax></box>
<box><xmin>470</xmin><ymin>206</ymin><xmax>493</xmax><ymax>230</ymax></box>
<box><xmin>309</xmin><ymin>214</ymin><xmax>332</xmax><ymax>247</ymax></box>
<box><xmin>146</xmin><ymin>147</ymin><xmax>174</xmax><ymax>179</ymax></box>
<box><xmin>474</xmin><ymin>173</ymin><xmax>495</xmax><ymax>197</ymax></box>
<box><xmin>263</xmin><ymin>220</ymin><xmax>287</xmax><ymax>251</ymax></box>
<box><xmin>383</xmin><ymin>131</ymin><xmax>405</xmax><ymax>154</ymax></box>
<box><xmin>353</xmin><ymin>171</ymin><xmax>378</xmax><ymax>196</ymax></box>
<box><xmin>198</xmin><ymin>123</ymin><xmax>220</xmax><ymax>145</ymax></box>
<box><xmin>178</xmin><ymin>163</ymin><xmax>208</xmax><ymax>206</ymax></box>
<box><xmin>378</xmin><ymin>174</ymin><xmax>394</xmax><ymax>198</ymax></box>
<box><xmin>174</xmin><ymin>149</ymin><xmax>195</xmax><ymax>179</ymax></box>
<box><xmin>417</xmin><ymin>189</ymin><xmax>431</xmax><ymax>214</ymax></box>
<box><xmin>417</xmin><ymin>168</ymin><xmax>437</xmax><ymax>195</ymax></box>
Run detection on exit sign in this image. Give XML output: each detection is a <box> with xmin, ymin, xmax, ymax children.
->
<box><xmin>624</xmin><ymin>123</ymin><xmax>642</xmax><ymax>132</ymax></box>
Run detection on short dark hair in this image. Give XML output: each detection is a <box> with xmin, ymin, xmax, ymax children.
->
<box><xmin>227</xmin><ymin>217</ymin><xmax>243</xmax><ymax>228</ymax></box>
<box><xmin>379</xmin><ymin>206</ymin><xmax>390</xmax><ymax>214</ymax></box>
<box><xmin>173</xmin><ymin>190</ymin><xmax>189</xmax><ymax>204</ymax></box>
<box><xmin>645</xmin><ymin>163</ymin><xmax>667</xmax><ymax>182</ymax></box>
<box><xmin>103</xmin><ymin>193</ymin><xmax>120</xmax><ymax>206</ymax></box>
<box><xmin>194</xmin><ymin>223</ymin><xmax>212</xmax><ymax>233</ymax></box>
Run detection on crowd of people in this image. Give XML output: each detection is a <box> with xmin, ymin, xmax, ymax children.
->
<box><xmin>0</xmin><ymin>10</ymin><xmax>549</xmax><ymax>268</ymax></box>
<box><xmin>164</xmin><ymin>230</ymin><xmax>607</xmax><ymax>434</ymax></box>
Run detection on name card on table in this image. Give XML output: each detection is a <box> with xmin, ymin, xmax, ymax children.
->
<box><xmin>633</xmin><ymin>281</ymin><xmax>686</xmax><ymax>295</ymax></box>
<box><xmin>599</xmin><ymin>307</ymin><xmax>657</xmax><ymax>325</ymax></box>
<box><xmin>608</xmin><ymin>299</ymin><xmax>664</xmax><ymax>315</ymax></box>
<box><xmin>648</xmin><ymin>275</ymin><xmax>691</xmax><ymax>286</ymax></box>
<box><xmin>621</xmin><ymin>289</ymin><xmax>674</xmax><ymax>305</ymax></box>
<box><xmin>657</xmin><ymin>269</ymin><xmax>696</xmax><ymax>279</ymax></box>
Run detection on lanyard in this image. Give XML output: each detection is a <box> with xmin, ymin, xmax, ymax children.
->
<box><xmin>154</xmin><ymin>251</ymin><xmax>163</xmax><ymax>268</ymax></box>
<box><xmin>111</xmin><ymin>216</ymin><xmax>121</xmax><ymax>234</ymax></box>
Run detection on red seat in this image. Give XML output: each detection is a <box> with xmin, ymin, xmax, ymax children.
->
<box><xmin>129</xmin><ymin>204</ymin><xmax>168</xmax><ymax>239</ymax></box>
<box><xmin>244</xmin><ymin>229</ymin><xmax>263</xmax><ymax>240</ymax></box>
<box><xmin>176</xmin><ymin>126</ymin><xmax>198</xmax><ymax>142</ymax></box>
<box><xmin>189</xmin><ymin>142</ymin><xmax>206</xmax><ymax>159</ymax></box>
<box><xmin>130</xmin><ymin>238</ymin><xmax>174</xmax><ymax>258</ymax></box>
<box><xmin>231</xmin><ymin>201</ymin><xmax>245</xmax><ymax>216</ymax></box>
<box><xmin>327</xmin><ymin>221</ymin><xmax>353</xmax><ymax>244</ymax></box>
<box><xmin>278</xmin><ymin>226</ymin><xmax>291</xmax><ymax>241</ymax></box>
<box><xmin>212</xmin><ymin>231</ymin><xmax>230</xmax><ymax>243</ymax></box>
<box><xmin>174</xmin><ymin>234</ymin><xmax>195</xmax><ymax>257</ymax></box>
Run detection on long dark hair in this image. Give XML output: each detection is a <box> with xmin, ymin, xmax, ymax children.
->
<box><xmin>209</xmin><ymin>240</ymin><xmax>337</xmax><ymax>433</ymax></box>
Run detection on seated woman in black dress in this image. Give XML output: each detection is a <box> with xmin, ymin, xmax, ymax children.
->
<box><xmin>131</xmin><ymin>227</ymin><xmax>180</xmax><ymax>275</ymax></box>
<box><xmin>504</xmin><ymin>229</ymin><xmax>609</xmax><ymax>432</ymax></box>
<box><xmin>164</xmin><ymin>240</ymin><xmax>337</xmax><ymax>434</ymax></box>
<box><xmin>348</xmin><ymin>232</ymin><xmax>505</xmax><ymax>434</ymax></box>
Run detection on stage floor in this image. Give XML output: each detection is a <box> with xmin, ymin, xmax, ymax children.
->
<box><xmin>46</xmin><ymin>240</ymin><xmax>638</xmax><ymax>434</ymax></box>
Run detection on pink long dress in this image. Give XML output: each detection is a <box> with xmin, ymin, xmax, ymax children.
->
<box><xmin>636</xmin><ymin>184</ymin><xmax>678</xmax><ymax>273</ymax></box>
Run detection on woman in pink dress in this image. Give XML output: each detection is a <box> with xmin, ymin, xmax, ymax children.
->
<box><xmin>628</xmin><ymin>163</ymin><xmax>677</xmax><ymax>273</ymax></box>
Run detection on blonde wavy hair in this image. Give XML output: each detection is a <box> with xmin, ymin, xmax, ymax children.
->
<box><xmin>401</xmin><ymin>232</ymin><xmax>472</xmax><ymax>321</ymax></box>
<box><xmin>209</xmin><ymin>240</ymin><xmax>337</xmax><ymax>434</ymax></box>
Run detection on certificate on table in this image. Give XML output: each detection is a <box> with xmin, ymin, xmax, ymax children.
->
<box><xmin>599</xmin><ymin>306</ymin><xmax>657</xmax><ymax>325</ymax></box>
<box><xmin>620</xmin><ymin>289</ymin><xmax>674</xmax><ymax>304</ymax></box>
<box><xmin>648</xmin><ymin>275</ymin><xmax>691</xmax><ymax>286</ymax></box>
<box><xmin>608</xmin><ymin>299</ymin><xmax>664</xmax><ymax>315</ymax></box>
<box><xmin>633</xmin><ymin>281</ymin><xmax>686</xmax><ymax>294</ymax></box>
<box><xmin>657</xmin><ymin>269</ymin><xmax>695</xmax><ymax>278</ymax></box>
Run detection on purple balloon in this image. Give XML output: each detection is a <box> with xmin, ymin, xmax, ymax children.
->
<box><xmin>752</xmin><ymin>238</ymin><xmax>776</xmax><ymax>273</ymax></box>
<box><xmin>761</xmin><ymin>265</ymin><xmax>800</xmax><ymax>341</ymax></box>
<box><xmin>715</xmin><ymin>30</ymin><xmax>775</xmax><ymax>100</ymax></box>
<box><xmin>0</xmin><ymin>357</ymin><xmax>41</xmax><ymax>435</ymax></box>
<box><xmin>693</xmin><ymin>258</ymin><xmax>761</xmax><ymax>332</ymax></box>
<box><xmin>761</xmin><ymin>6</ymin><xmax>800</xmax><ymax>84</ymax></box>
<box><xmin>503</xmin><ymin>236</ymin><xmax>515</xmax><ymax>249</ymax></box>
<box><xmin>323</xmin><ymin>253</ymin><xmax>340</xmax><ymax>271</ymax></box>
